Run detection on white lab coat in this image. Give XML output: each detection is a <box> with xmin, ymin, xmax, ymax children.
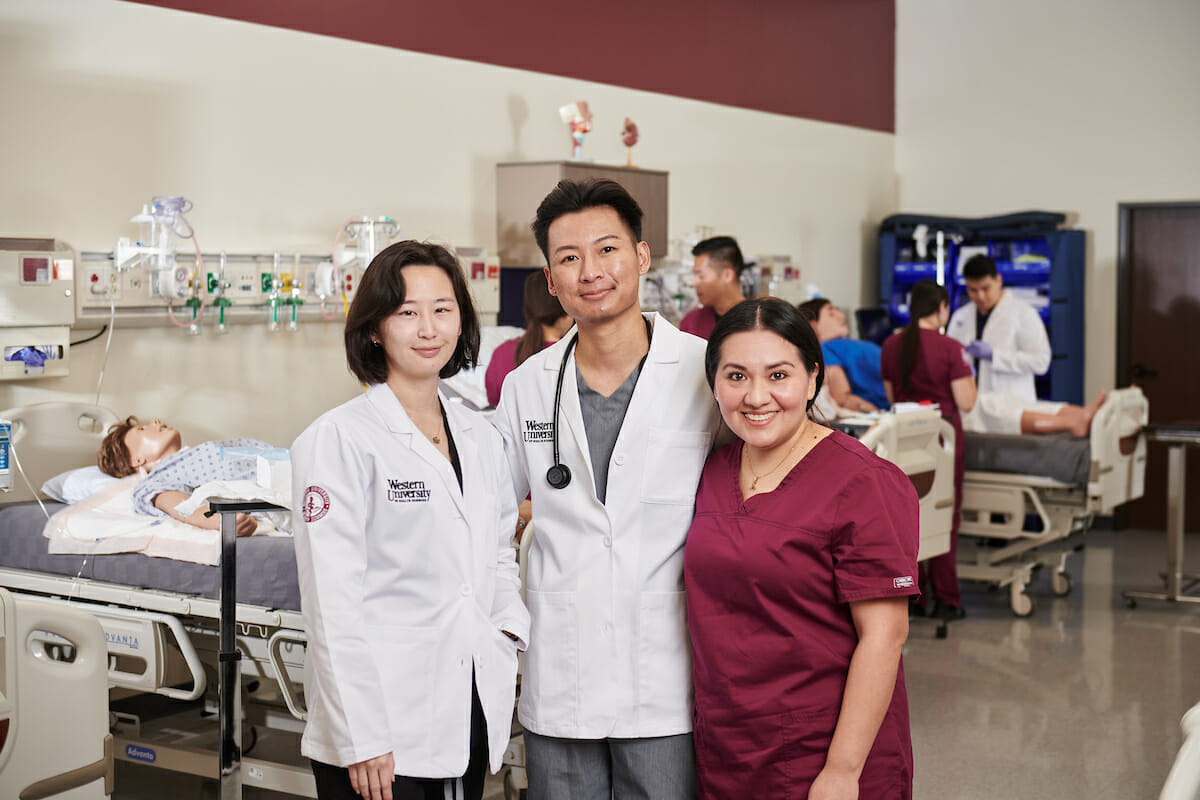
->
<box><xmin>494</xmin><ymin>312</ymin><xmax>724</xmax><ymax>739</ymax></box>
<box><xmin>947</xmin><ymin>290</ymin><xmax>1053</xmax><ymax>433</ymax></box>
<box><xmin>291</xmin><ymin>383</ymin><xmax>529</xmax><ymax>778</ymax></box>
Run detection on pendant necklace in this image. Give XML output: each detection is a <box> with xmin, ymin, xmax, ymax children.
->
<box><xmin>745</xmin><ymin>422</ymin><xmax>810</xmax><ymax>491</ymax></box>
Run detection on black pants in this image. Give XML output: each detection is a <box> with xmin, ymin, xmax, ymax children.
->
<box><xmin>311</xmin><ymin>679</ymin><xmax>488</xmax><ymax>800</ymax></box>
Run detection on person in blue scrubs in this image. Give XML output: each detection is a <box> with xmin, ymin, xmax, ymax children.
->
<box><xmin>798</xmin><ymin>298</ymin><xmax>890</xmax><ymax>412</ymax></box>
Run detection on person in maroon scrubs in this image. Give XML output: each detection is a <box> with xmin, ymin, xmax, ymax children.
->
<box><xmin>685</xmin><ymin>297</ymin><xmax>918</xmax><ymax>800</ymax></box>
<box><xmin>485</xmin><ymin>271</ymin><xmax>571</xmax><ymax>408</ymax></box>
<box><xmin>880</xmin><ymin>280</ymin><xmax>977</xmax><ymax>620</ymax></box>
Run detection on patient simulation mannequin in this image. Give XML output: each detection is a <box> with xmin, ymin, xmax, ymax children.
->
<box><xmin>98</xmin><ymin>416</ymin><xmax>261</xmax><ymax>535</ymax></box>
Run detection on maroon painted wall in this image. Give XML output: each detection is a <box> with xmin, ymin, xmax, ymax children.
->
<box><xmin>127</xmin><ymin>0</ymin><xmax>894</xmax><ymax>132</ymax></box>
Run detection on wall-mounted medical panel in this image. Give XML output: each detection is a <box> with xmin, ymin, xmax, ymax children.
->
<box><xmin>0</xmin><ymin>239</ymin><xmax>76</xmax><ymax>328</ymax></box>
<box><xmin>74</xmin><ymin>251</ymin><xmax>362</xmax><ymax>329</ymax></box>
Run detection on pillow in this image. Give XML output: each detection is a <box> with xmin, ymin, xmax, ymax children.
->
<box><xmin>41</xmin><ymin>466</ymin><xmax>122</xmax><ymax>504</ymax></box>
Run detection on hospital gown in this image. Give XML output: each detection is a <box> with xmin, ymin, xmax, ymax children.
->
<box><xmin>132</xmin><ymin>439</ymin><xmax>270</xmax><ymax>517</ymax></box>
<box><xmin>685</xmin><ymin>431</ymin><xmax>918</xmax><ymax>798</ymax></box>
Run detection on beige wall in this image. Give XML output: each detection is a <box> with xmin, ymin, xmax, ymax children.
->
<box><xmin>896</xmin><ymin>0</ymin><xmax>1200</xmax><ymax>398</ymax></box>
<box><xmin>0</xmin><ymin>0</ymin><xmax>895</xmax><ymax>447</ymax></box>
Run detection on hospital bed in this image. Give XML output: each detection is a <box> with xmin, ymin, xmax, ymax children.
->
<box><xmin>955</xmin><ymin>386</ymin><xmax>1148</xmax><ymax>616</ymax></box>
<box><xmin>0</xmin><ymin>403</ymin><xmax>314</xmax><ymax>797</ymax></box>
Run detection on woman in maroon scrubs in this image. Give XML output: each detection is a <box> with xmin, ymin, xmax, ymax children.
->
<box><xmin>685</xmin><ymin>298</ymin><xmax>918</xmax><ymax>799</ymax></box>
<box><xmin>880</xmin><ymin>280</ymin><xmax>976</xmax><ymax>620</ymax></box>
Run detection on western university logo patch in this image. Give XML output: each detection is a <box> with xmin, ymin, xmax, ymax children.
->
<box><xmin>523</xmin><ymin>419</ymin><xmax>555</xmax><ymax>443</ymax></box>
<box><xmin>387</xmin><ymin>478</ymin><xmax>431</xmax><ymax>503</ymax></box>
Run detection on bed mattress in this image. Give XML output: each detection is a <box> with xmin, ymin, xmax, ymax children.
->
<box><xmin>0</xmin><ymin>502</ymin><xmax>302</xmax><ymax>610</ymax></box>
<box><xmin>962</xmin><ymin>431</ymin><xmax>1090</xmax><ymax>485</ymax></box>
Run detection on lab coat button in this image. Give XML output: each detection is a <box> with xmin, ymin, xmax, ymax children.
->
<box><xmin>614</xmin><ymin>453</ymin><xmax>626</xmax><ymax>466</ymax></box>
<box><xmin>603</xmin><ymin>536</ymin><xmax>612</xmax><ymax>548</ymax></box>
<box><xmin>460</xmin><ymin>584</ymin><xmax>472</xmax><ymax>596</ymax></box>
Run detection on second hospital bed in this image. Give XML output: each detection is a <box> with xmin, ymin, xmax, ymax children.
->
<box><xmin>955</xmin><ymin>386</ymin><xmax>1148</xmax><ymax>615</ymax></box>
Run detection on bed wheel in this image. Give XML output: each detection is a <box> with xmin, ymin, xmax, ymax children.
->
<box><xmin>1125</xmin><ymin>596</ymin><xmax>1138</xmax><ymax>609</ymax></box>
<box><xmin>935</xmin><ymin>621</ymin><xmax>949</xmax><ymax>639</ymax></box>
<box><xmin>1010</xmin><ymin>585</ymin><xmax>1035</xmax><ymax>617</ymax></box>
<box><xmin>1052</xmin><ymin>571</ymin><xmax>1072</xmax><ymax>597</ymax></box>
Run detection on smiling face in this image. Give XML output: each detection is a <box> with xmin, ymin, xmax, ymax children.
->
<box><xmin>544</xmin><ymin>205</ymin><xmax>650</xmax><ymax>328</ymax></box>
<box><xmin>713</xmin><ymin>328</ymin><xmax>817</xmax><ymax>451</ymax></box>
<box><xmin>124</xmin><ymin>419</ymin><xmax>182</xmax><ymax>472</ymax></box>
<box><xmin>376</xmin><ymin>264</ymin><xmax>462</xmax><ymax>384</ymax></box>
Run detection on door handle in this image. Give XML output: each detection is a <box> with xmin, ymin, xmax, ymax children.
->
<box><xmin>1130</xmin><ymin>363</ymin><xmax>1159</xmax><ymax>379</ymax></box>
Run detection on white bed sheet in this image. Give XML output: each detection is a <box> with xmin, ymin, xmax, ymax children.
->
<box><xmin>44</xmin><ymin>477</ymin><xmax>290</xmax><ymax>566</ymax></box>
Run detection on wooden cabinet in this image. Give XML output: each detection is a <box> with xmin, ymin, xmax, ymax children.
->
<box><xmin>496</xmin><ymin>161</ymin><xmax>669</xmax><ymax>266</ymax></box>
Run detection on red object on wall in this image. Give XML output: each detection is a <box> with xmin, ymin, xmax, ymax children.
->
<box><xmin>124</xmin><ymin>0</ymin><xmax>894</xmax><ymax>133</ymax></box>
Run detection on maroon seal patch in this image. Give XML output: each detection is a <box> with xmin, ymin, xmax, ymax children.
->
<box><xmin>302</xmin><ymin>485</ymin><xmax>330</xmax><ymax>523</ymax></box>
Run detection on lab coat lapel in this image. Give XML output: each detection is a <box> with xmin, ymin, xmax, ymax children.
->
<box><xmin>555</xmin><ymin>346</ymin><xmax>600</xmax><ymax>494</ymax></box>
<box><xmin>621</xmin><ymin>313</ymin><xmax>679</xmax><ymax>434</ymax></box>
<box><xmin>365</xmin><ymin>384</ymin><xmax>469</xmax><ymax>520</ymax></box>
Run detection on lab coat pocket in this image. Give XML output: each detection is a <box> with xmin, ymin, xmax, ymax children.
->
<box><xmin>637</xmin><ymin>591</ymin><xmax>692</xmax><ymax>725</ymax></box>
<box><xmin>521</xmin><ymin>589</ymin><xmax>577</xmax><ymax>730</ymax></box>
<box><xmin>373</xmin><ymin>626</ymin><xmax>438</xmax><ymax>754</ymax></box>
<box><xmin>640</xmin><ymin>429</ymin><xmax>713</xmax><ymax>505</ymax></box>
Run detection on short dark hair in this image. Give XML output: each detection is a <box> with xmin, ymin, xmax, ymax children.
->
<box><xmin>692</xmin><ymin>236</ymin><xmax>745</xmax><ymax>277</ymax></box>
<box><xmin>705</xmin><ymin>298</ymin><xmax>825</xmax><ymax>415</ymax></box>
<box><xmin>98</xmin><ymin>416</ymin><xmax>139</xmax><ymax>477</ymax></box>
<box><xmin>531</xmin><ymin>179</ymin><xmax>644</xmax><ymax>264</ymax></box>
<box><xmin>796</xmin><ymin>297</ymin><xmax>832</xmax><ymax>323</ymax></box>
<box><xmin>344</xmin><ymin>240</ymin><xmax>481</xmax><ymax>384</ymax></box>
<box><xmin>962</xmin><ymin>254</ymin><xmax>998</xmax><ymax>281</ymax></box>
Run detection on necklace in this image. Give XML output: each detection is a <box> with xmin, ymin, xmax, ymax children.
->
<box><xmin>744</xmin><ymin>422</ymin><xmax>811</xmax><ymax>491</ymax></box>
<box><xmin>432</xmin><ymin>433</ymin><xmax>441</xmax><ymax>444</ymax></box>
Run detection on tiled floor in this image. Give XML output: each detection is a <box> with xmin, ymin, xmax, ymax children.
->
<box><xmin>112</xmin><ymin>528</ymin><xmax>1200</xmax><ymax>799</ymax></box>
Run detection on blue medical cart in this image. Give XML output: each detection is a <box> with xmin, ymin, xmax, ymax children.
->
<box><xmin>878</xmin><ymin>212</ymin><xmax>1085</xmax><ymax>405</ymax></box>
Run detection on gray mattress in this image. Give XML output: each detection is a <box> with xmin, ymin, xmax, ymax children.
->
<box><xmin>962</xmin><ymin>431</ymin><xmax>1091</xmax><ymax>485</ymax></box>
<box><xmin>0</xmin><ymin>502</ymin><xmax>301</xmax><ymax>611</ymax></box>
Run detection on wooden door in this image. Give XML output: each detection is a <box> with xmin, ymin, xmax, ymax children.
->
<box><xmin>1118</xmin><ymin>203</ymin><xmax>1200</xmax><ymax>531</ymax></box>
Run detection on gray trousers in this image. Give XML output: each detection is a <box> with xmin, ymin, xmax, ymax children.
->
<box><xmin>524</xmin><ymin>730</ymin><xmax>698</xmax><ymax>800</ymax></box>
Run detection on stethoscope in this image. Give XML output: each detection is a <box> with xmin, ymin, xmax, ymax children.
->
<box><xmin>545</xmin><ymin>332</ymin><xmax>579</xmax><ymax>490</ymax></box>
<box><xmin>546</xmin><ymin>317</ymin><xmax>652</xmax><ymax>490</ymax></box>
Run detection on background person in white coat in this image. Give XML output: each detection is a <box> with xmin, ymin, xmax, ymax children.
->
<box><xmin>292</xmin><ymin>241</ymin><xmax>529</xmax><ymax>800</ymax></box>
<box><xmin>947</xmin><ymin>254</ymin><xmax>1103</xmax><ymax>436</ymax></box>
<box><xmin>494</xmin><ymin>179</ymin><xmax>723</xmax><ymax>799</ymax></box>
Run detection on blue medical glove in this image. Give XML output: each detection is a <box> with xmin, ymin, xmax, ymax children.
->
<box><xmin>965</xmin><ymin>340</ymin><xmax>993</xmax><ymax>361</ymax></box>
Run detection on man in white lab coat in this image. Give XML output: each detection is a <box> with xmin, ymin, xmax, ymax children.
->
<box><xmin>946</xmin><ymin>254</ymin><xmax>1063</xmax><ymax>433</ymax></box>
<box><xmin>495</xmin><ymin>179</ymin><xmax>722</xmax><ymax>799</ymax></box>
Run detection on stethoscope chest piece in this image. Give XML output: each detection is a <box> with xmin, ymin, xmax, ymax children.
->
<box><xmin>546</xmin><ymin>463</ymin><xmax>572</xmax><ymax>490</ymax></box>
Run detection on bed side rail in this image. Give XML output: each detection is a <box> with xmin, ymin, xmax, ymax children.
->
<box><xmin>1088</xmin><ymin>386</ymin><xmax>1148</xmax><ymax>512</ymax></box>
<box><xmin>859</xmin><ymin>410</ymin><xmax>955</xmax><ymax>562</ymax></box>
<box><xmin>30</xmin><ymin>597</ymin><xmax>206</xmax><ymax>700</ymax></box>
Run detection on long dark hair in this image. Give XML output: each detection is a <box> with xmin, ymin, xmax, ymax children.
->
<box><xmin>898</xmin><ymin>280</ymin><xmax>949</xmax><ymax>395</ymax></box>
<box><xmin>344</xmin><ymin>241</ymin><xmax>481</xmax><ymax>384</ymax></box>
<box><xmin>515</xmin><ymin>271</ymin><xmax>566</xmax><ymax>366</ymax></box>
<box><xmin>706</xmin><ymin>298</ymin><xmax>825</xmax><ymax>416</ymax></box>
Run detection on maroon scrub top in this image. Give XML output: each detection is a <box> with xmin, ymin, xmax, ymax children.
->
<box><xmin>880</xmin><ymin>327</ymin><xmax>974</xmax><ymax>606</ymax></box>
<box><xmin>684</xmin><ymin>430</ymin><xmax>919</xmax><ymax>799</ymax></box>
<box><xmin>680</xmin><ymin>306</ymin><xmax>718</xmax><ymax>340</ymax></box>
<box><xmin>879</xmin><ymin>328</ymin><xmax>973</xmax><ymax>429</ymax></box>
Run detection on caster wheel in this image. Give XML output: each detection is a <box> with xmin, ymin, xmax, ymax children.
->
<box><xmin>1010</xmin><ymin>587</ymin><xmax>1034</xmax><ymax>617</ymax></box>
<box><xmin>1125</xmin><ymin>597</ymin><xmax>1138</xmax><ymax>609</ymax></box>
<box><xmin>936</xmin><ymin>622</ymin><xmax>948</xmax><ymax>640</ymax></box>
<box><xmin>1052</xmin><ymin>571</ymin><xmax>1072</xmax><ymax>597</ymax></box>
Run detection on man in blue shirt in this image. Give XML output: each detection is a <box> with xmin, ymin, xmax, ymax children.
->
<box><xmin>798</xmin><ymin>298</ymin><xmax>890</xmax><ymax>412</ymax></box>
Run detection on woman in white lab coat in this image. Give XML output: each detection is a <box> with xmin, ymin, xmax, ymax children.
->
<box><xmin>291</xmin><ymin>241</ymin><xmax>529</xmax><ymax>800</ymax></box>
